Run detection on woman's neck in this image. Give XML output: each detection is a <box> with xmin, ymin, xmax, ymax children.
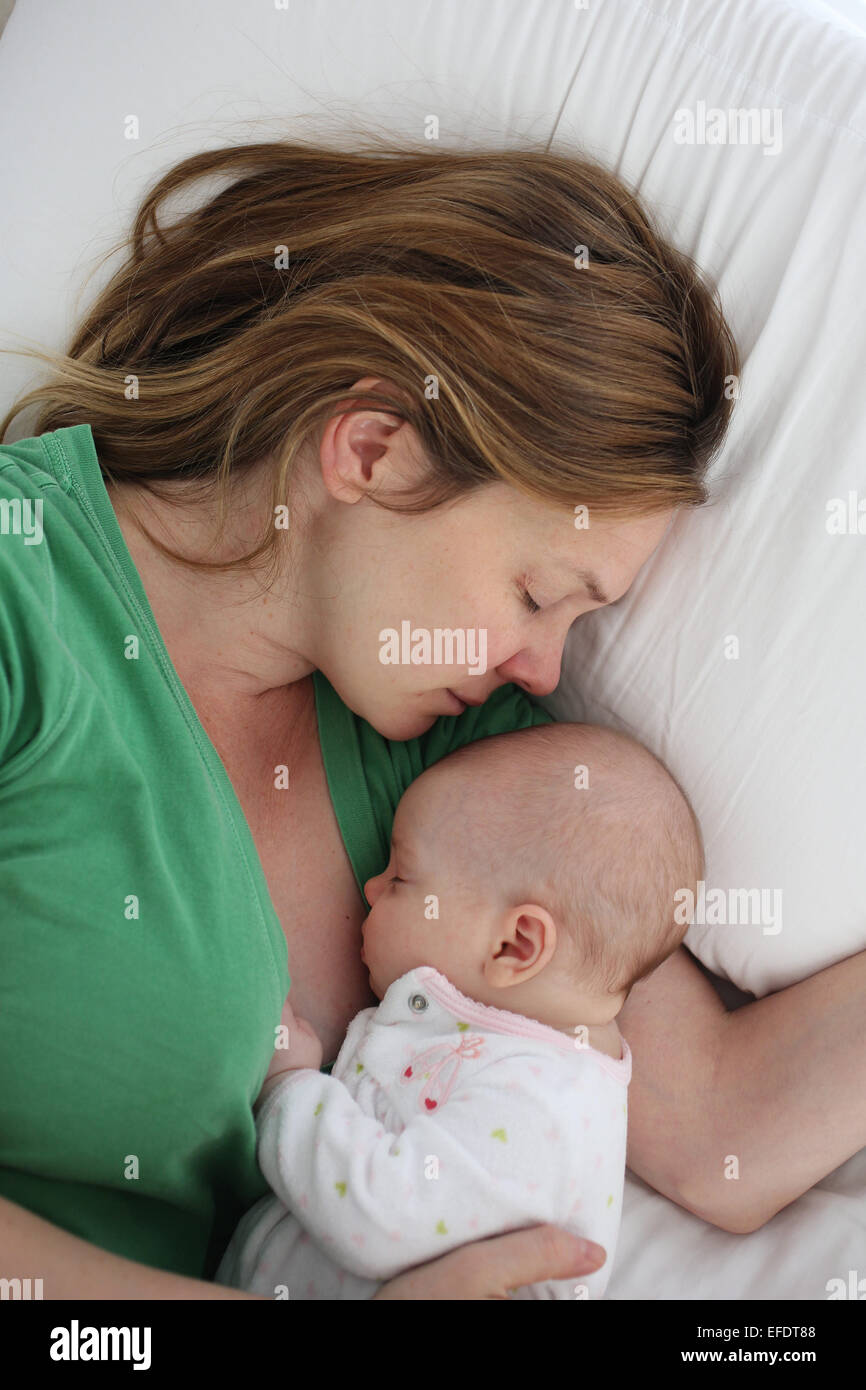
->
<box><xmin>106</xmin><ymin>475</ymin><xmax>316</xmax><ymax>704</ymax></box>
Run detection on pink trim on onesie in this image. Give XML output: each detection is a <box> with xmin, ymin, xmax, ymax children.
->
<box><xmin>413</xmin><ymin>966</ymin><xmax>632</xmax><ymax>1084</ymax></box>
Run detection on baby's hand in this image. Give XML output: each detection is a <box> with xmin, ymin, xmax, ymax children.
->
<box><xmin>264</xmin><ymin>997</ymin><xmax>324</xmax><ymax>1083</ymax></box>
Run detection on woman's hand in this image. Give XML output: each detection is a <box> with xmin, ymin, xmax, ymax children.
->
<box><xmin>372</xmin><ymin>1225</ymin><xmax>606</xmax><ymax>1300</ymax></box>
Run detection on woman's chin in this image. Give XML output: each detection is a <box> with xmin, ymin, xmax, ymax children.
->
<box><xmin>324</xmin><ymin>670</ymin><xmax>454</xmax><ymax>739</ymax></box>
<box><xmin>367</xmin><ymin>707</ymin><xmax>441</xmax><ymax>741</ymax></box>
<box><xmin>329</xmin><ymin>679</ymin><xmax>446</xmax><ymax>740</ymax></box>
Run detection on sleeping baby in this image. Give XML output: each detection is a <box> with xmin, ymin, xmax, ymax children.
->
<box><xmin>215</xmin><ymin>720</ymin><xmax>704</xmax><ymax>1300</ymax></box>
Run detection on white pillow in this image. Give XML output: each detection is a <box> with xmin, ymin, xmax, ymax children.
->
<box><xmin>542</xmin><ymin>1</ymin><xmax>866</xmax><ymax>995</ymax></box>
<box><xmin>1</xmin><ymin>0</ymin><xmax>864</xmax><ymax>996</ymax></box>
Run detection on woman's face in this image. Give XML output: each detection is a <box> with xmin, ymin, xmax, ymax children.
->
<box><xmin>300</xmin><ymin>378</ymin><xmax>676</xmax><ymax>741</ymax></box>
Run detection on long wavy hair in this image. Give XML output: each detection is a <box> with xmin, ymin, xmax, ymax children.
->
<box><xmin>1</xmin><ymin>136</ymin><xmax>740</xmax><ymax>582</ymax></box>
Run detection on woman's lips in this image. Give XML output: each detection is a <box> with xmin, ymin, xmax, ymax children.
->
<box><xmin>446</xmin><ymin>689</ymin><xmax>487</xmax><ymax>711</ymax></box>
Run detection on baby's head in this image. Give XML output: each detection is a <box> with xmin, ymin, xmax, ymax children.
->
<box><xmin>361</xmin><ymin>722</ymin><xmax>704</xmax><ymax>1034</ymax></box>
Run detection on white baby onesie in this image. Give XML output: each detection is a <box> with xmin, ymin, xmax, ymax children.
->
<box><xmin>215</xmin><ymin>965</ymin><xmax>631</xmax><ymax>1300</ymax></box>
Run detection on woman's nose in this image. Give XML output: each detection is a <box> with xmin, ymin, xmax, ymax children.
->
<box><xmin>498</xmin><ymin>638</ymin><xmax>565</xmax><ymax>699</ymax></box>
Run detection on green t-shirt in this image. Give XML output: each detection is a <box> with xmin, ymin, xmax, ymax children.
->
<box><xmin>0</xmin><ymin>423</ymin><xmax>554</xmax><ymax>1281</ymax></box>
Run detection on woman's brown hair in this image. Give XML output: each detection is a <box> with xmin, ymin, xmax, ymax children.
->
<box><xmin>0</xmin><ymin>136</ymin><xmax>740</xmax><ymax>580</ymax></box>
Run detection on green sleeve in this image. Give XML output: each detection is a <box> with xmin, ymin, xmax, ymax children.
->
<box><xmin>0</xmin><ymin>453</ymin><xmax>57</xmax><ymax>767</ymax></box>
<box><xmin>312</xmin><ymin>670</ymin><xmax>555</xmax><ymax>910</ymax></box>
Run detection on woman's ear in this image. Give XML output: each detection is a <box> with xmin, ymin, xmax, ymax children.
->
<box><xmin>318</xmin><ymin>376</ymin><xmax>421</xmax><ymax>502</ymax></box>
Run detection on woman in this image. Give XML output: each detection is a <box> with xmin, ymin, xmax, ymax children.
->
<box><xmin>2</xmin><ymin>140</ymin><xmax>860</xmax><ymax>1301</ymax></box>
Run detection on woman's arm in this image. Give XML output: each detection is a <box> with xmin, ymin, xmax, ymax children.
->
<box><xmin>618</xmin><ymin>944</ymin><xmax>866</xmax><ymax>1234</ymax></box>
<box><xmin>0</xmin><ymin>1196</ymin><xmax>267</xmax><ymax>1299</ymax></box>
<box><xmin>1</xmin><ymin>1195</ymin><xmax>606</xmax><ymax>1301</ymax></box>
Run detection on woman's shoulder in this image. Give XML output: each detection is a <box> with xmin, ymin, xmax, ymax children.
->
<box><xmin>0</xmin><ymin>428</ymin><xmax>76</xmax><ymax>604</ymax></box>
<box><xmin>0</xmin><ymin>428</ymin><xmax>70</xmax><ymax>505</ymax></box>
<box><xmin>0</xmin><ymin>458</ymin><xmax>64</xmax><ymax>770</ymax></box>
<box><xmin>0</xmin><ymin>435</ymin><xmax>58</xmax><ymax>661</ymax></box>
<box><xmin>0</xmin><ymin>425</ymin><xmax>120</xmax><ymax>770</ymax></box>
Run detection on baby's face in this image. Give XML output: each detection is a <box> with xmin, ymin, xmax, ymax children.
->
<box><xmin>361</xmin><ymin>740</ymin><xmax>633</xmax><ymax>1027</ymax></box>
<box><xmin>362</xmin><ymin>769</ymin><xmax>480</xmax><ymax>998</ymax></box>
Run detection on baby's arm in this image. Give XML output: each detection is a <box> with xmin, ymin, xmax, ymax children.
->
<box><xmin>254</xmin><ymin>1058</ymin><xmax>585</xmax><ymax>1283</ymax></box>
<box><xmin>254</xmin><ymin>996</ymin><xmax>323</xmax><ymax>1115</ymax></box>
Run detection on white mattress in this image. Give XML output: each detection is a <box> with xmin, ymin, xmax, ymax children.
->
<box><xmin>1</xmin><ymin>0</ymin><xmax>863</xmax><ymax>1299</ymax></box>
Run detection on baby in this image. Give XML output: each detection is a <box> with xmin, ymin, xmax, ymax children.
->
<box><xmin>215</xmin><ymin>720</ymin><xmax>704</xmax><ymax>1300</ymax></box>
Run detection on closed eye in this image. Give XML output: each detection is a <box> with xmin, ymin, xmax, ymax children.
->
<box><xmin>520</xmin><ymin>585</ymin><xmax>541</xmax><ymax>615</ymax></box>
